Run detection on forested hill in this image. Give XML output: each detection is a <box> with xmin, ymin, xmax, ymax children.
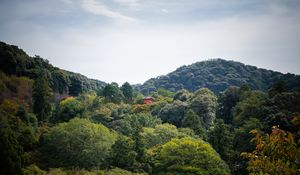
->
<box><xmin>137</xmin><ymin>59</ymin><xmax>300</xmax><ymax>94</ymax></box>
<box><xmin>2</xmin><ymin>41</ymin><xmax>299</xmax><ymax>96</ymax></box>
<box><xmin>0</xmin><ymin>41</ymin><xmax>106</xmax><ymax>96</ymax></box>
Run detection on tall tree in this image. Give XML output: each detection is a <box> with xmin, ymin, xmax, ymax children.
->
<box><xmin>110</xmin><ymin>136</ymin><xmax>137</xmax><ymax>170</ymax></box>
<box><xmin>0</xmin><ymin>128</ymin><xmax>23</xmax><ymax>175</ymax></box>
<box><xmin>103</xmin><ymin>83</ymin><xmax>124</xmax><ymax>103</ymax></box>
<box><xmin>189</xmin><ymin>88</ymin><xmax>217</xmax><ymax>129</ymax></box>
<box><xmin>208</xmin><ymin>119</ymin><xmax>234</xmax><ymax>167</ymax></box>
<box><xmin>32</xmin><ymin>73</ymin><xmax>52</xmax><ymax>122</ymax></box>
<box><xmin>217</xmin><ymin>86</ymin><xmax>240</xmax><ymax>124</ymax></box>
<box><xmin>182</xmin><ymin>109</ymin><xmax>206</xmax><ymax>139</ymax></box>
<box><xmin>121</xmin><ymin>82</ymin><xmax>134</xmax><ymax>103</ymax></box>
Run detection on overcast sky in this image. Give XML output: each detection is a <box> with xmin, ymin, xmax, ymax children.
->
<box><xmin>1</xmin><ymin>0</ymin><xmax>300</xmax><ymax>84</ymax></box>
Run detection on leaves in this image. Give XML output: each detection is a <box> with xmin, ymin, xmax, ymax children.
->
<box><xmin>40</xmin><ymin>118</ymin><xmax>116</xmax><ymax>168</ymax></box>
<box><xmin>242</xmin><ymin>124</ymin><xmax>300</xmax><ymax>175</ymax></box>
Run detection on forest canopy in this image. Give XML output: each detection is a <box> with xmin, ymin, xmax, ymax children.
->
<box><xmin>0</xmin><ymin>41</ymin><xmax>300</xmax><ymax>175</ymax></box>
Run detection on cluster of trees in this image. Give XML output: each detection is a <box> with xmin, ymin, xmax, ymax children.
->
<box><xmin>1</xmin><ymin>41</ymin><xmax>300</xmax><ymax>175</ymax></box>
<box><xmin>2</xmin><ymin>70</ymin><xmax>299</xmax><ymax>175</ymax></box>
<box><xmin>138</xmin><ymin>59</ymin><xmax>300</xmax><ymax>94</ymax></box>
<box><xmin>1</xmin><ymin>73</ymin><xmax>233</xmax><ymax>174</ymax></box>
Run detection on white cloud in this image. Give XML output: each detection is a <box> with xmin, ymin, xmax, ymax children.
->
<box><xmin>81</xmin><ymin>0</ymin><xmax>136</xmax><ymax>21</ymax></box>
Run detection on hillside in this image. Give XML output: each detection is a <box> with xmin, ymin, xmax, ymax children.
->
<box><xmin>0</xmin><ymin>41</ymin><xmax>106</xmax><ymax>96</ymax></box>
<box><xmin>137</xmin><ymin>59</ymin><xmax>300</xmax><ymax>94</ymax></box>
<box><xmin>1</xmin><ymin>42</ymin><xmax>300</xmax><ymax>175</ymax></box>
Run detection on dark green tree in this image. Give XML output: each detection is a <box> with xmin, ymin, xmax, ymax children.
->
<box><xmin>232</xmin><ymin>118</ymin><xmax>264</xmax><ymax>175</ymax></box>
<box><xmin>268</xmin><ymin>80</ymin><xmax>287</xmax><ymax>97</ymax></box>
<box><xmin>103</xmin><ymin>83</ymin><xmax>124</xmax><ymax>103</ymax></box>
<box><xmin>121</xmin><ymin>82</ymin><xmax>134</xmax><ymax>103</ymax></box>
<box><xmin>158</xmin><ymin>100</ymin><xmax>188</xmax><ymax>127</ymax></box>
<box><xmin>32</xmin><ymin>74</ymin><xmax>52</xmax><ymax>122</ymax></box>
<box><xmin>68</xmin><ymin>74</ymin><xmax>83</xmax><ymax>96</ymax></box>
<box><xmin>217</xmin><ymin>86</ymin><xmax>240</xmax><ymax>124</ymax></box>
<box><xmin>208</xmin><ymin>119</ymin><xmax>234</xmax><ymax>168</ymax></box>
<box><xmin>111</xmin><ymin>113</ymin><xmax>161</xmax><ymax>136</ymax></box>
<box><xmin>0</xmin><ymin>128</ymin><xmax>23</xmax><ymax>175</ymax></box>
<box><xmin>110</xmin><ymin>136</ymin><xmax>137</xmax><ymax>170</ymax></box>
<box><xmin>173</xmin><ymin>89</ymin><xmax>192</xmax><ymax>101</ymax></box>
<box><xmin>232</xmin><ymin>91</ymin><xmax>267</xmax><ymax>126</ymax></box>
<box><xmin>182</xmin><ymin>109</ymin><xmax>206</xmax><ymax>139</ymax></box>
<box><xmin>189</xmin><ymin>88</ymin><xmax>217</xmax><ymax>129</ymax></box>
<box><xmin>51</xmin><ymin>69</ymin><xmax>70</xmax><ymax>94</ymax></box>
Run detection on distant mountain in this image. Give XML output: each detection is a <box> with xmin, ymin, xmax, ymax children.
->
<box><xmin>137</xmin><ymin>59</ymin><xmax>300</xmax><ymax>94</ymax></box>
<box><xmin>0</xmin><ymin>41</ymin><xmax>106</xmax><ymax>96</ymax></box>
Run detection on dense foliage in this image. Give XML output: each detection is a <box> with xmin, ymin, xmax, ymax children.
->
<box><xmin>1</xmin><ymin>41</ymin><xmax>300</xmax><ymax>175</ymax></box>
<box><xmin>0</xmin><ymin>41</ymin><xmax>106</xmax><ymax>96</ymax></box>
<box><xmin>40</xmin><ymin>118</ymin><xmax>116</xmax><ymax>168</ymax></box>
<box><xmin>148</xmin><ymin>137</ymin><xmax>230</xmax><ymax>175</ymax></box>
<box><xmin>137</xmin><ymin>59</ymin><xmax>300</xmax><ymax>94</ymax></box>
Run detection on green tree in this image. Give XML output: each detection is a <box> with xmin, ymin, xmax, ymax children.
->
<box><xmin>110</xmin><ymin>135</ymin><xmax>137</xmax><ymax>171</ymax></box>
<box><xmin>268</xmin><ymin>80</ymin><xmax>287</xmax><ymax>97</ymax></box>
<box><xmin>112</xmin><ymin>113</ymin><xmax>161</xmax><ymax>136</ymax></box>
<box><xmin>149</xmin><ymin>137</ymin><xmax>230</xmax><ymax>175</ymax></box>
<box><xmin>68</xmin><ymin>74</ymin><xmax>83</xmax><ymax>96</ymax></box>
<box><xmin>217</xmin><ymin>86</ymin><xmax>240</xmax><ymax>124</ymax></box>
<box><xmin>141</xmin><ymin>123</ymin><xmax>190</xmax><ymax>149</ymax></box>
<box><xmin>158</xmin><ymin>100</ymin><xmax>188</xmax><ymax>127</ymax></box>
<box><xmin>232</xmin><ymin>118</ymin><xmax>264</xmax><ymax>174</ymax></box>
<box><xmin>189</xmin><ymin>88</ymin><xmax>217</xmax><ymax>129</ymax></box>
<box><xmin>111</xmin><ymin>113</ymin><xmax>161</xmax><ymax>171</ymax></box>
<box><xmin>264</xmin><ymin>92</ymin><xmax>300</xmax><ymax>133</ymax></box>
<box><xmin>51</xmin><ymin>69</ymin><xmax>70</xmax><ymax>94</ymax></box>
<box><xmin>156</xmin><ymin>88</ymin><xmax>175</xmax><ymax>98</ymax></box>
<box><xmin>173</xmin><ymin>89</ymin><xmax>192</xmax><ymax>101</ymax></box>
<box><xmin>0</xmin><ymin>129</ymin><xmax>23</xmax><ymax>175</ymax></box>
<box><xmin>233</xmin><ymin>91</ymin><xmax>267</xmax><ymax>126</ymax></box>
<box><xmin>0</xmin><ymin>100</ymin><xmax>38</xmax><ymax>152</ymax></box>
<box><xmin>53</xmin><ymin>96</ymin><xmax>85</xmax><ymax>122</ymax></box>
<box><xmin>132</xmin><ymin>121</ymin><xmax>145</xmax><ymax>163</ymax></box>
<box><xmin>103</xmin><ymin>83</ymin><xmax>124</xmax><ymax>103</ymax></box>
<box><xmin>32</xmin><ymin>74</ymin><xmax>52</xmax><ymax>122</ymax></box>
<box><xmin>182</xmin><ymin>109</ymin><xmax>206</xmax><ymax>139</ymax></box>
<box><xmin>208</xmin><ymin>119</ymin><xmax>234</xmax><ymax>167</ymax></box>
<box><xmin>121</xmin><ymin>82</ymin><xmax>134</xmax><ymax>103</ymax></box>
<box><xmin>40</xmin><ymin>118</ymin><xmax>116</xmax><ymax>168</ymax></box>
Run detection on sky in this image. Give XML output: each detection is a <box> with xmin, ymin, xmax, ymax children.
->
<box><xmin>0</xmin><ymin>0</ymin><xmax>300</xmax><ymax>85</ymax></box>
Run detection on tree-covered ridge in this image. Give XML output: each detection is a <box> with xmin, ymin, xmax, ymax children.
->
<box><xmin>138</xmin><ymin>59</ymin><xmax>300</xmax><ymax>94</ymax></box>
<box><xmin>0</xmin><ymin>41</ymin><xmax>106</xmax><ymax>96</ymax></box>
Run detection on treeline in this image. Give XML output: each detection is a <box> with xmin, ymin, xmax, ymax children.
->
<box><xmin>138</xmin><ymin>59</ymin><xmax>300</xmax><ymax>94</ymax></box>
